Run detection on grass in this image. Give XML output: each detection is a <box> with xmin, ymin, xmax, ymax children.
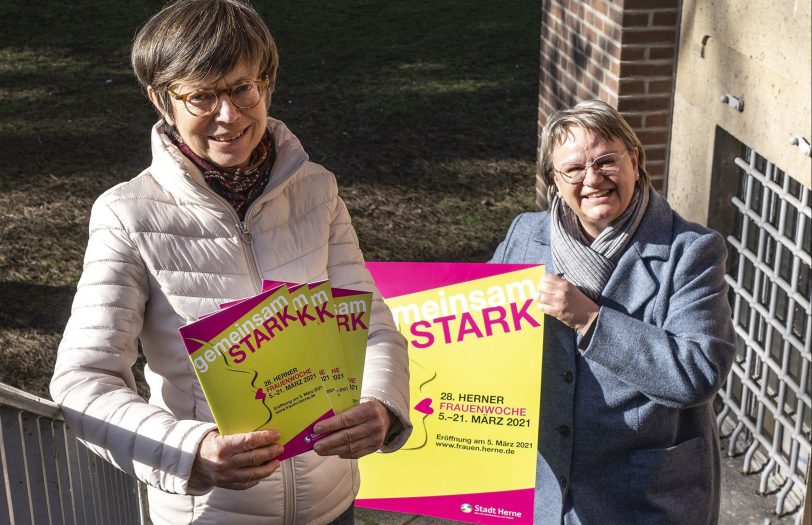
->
<box><xmin>0</xmin><ymin>0</ymin><xmax>540</xmax><ymax>398</ymax></box>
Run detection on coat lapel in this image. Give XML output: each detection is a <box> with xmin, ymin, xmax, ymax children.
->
<box><xmin>530</xmin><ymin>215</ymin><xmax>553</xmax><ymax>271</ymax></box>
<box><xmin>532</xmin><ymin>189</ymin><xmax>673</xmax><ymax>317</ymax></box>
<box><xmin>600</xmin><ymin>189</ymin><xmax>672</xmax><ymax>316</ymax></box>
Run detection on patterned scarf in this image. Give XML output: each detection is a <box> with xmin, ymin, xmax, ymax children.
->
<box><xmin>166</xmin><ymin>124</ymin><xmax>274</xmax><ymax>220</ymax></box>
<box><xmin>550</xmin><ymin>185</ymin><xmax>649</xmax><ymax>301</ymax></box>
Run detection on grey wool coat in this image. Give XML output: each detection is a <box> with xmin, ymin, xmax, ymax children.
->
<box><xmin>490</xmin><ymin>188</ymin><xmax>736</xmax><ymax>525</ymax></box>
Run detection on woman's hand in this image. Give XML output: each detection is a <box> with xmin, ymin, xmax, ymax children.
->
<box><xmin>188</xmin><ymin>429</ymin><xmax>284</xmax><ymax>492</ymax></box>
<box><xmin>537</xmin><ymin>273</ymin><xmax>600</xmax><ymax>334</ymax></box>
<box><xmin>311</xmin><ymin>399</ymin><xmax>392</xmax><ymax>459</ymax></box>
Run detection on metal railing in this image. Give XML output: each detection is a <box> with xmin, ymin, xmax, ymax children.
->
<box><xmin>715</xmin><ymin>146</ymin><xmax>811</xmax><ymax>523</ymax></box>
<box><xmin>0</xmin><ymin>382</ymin><xmax>146</xmax><ymax>525</ymax></box>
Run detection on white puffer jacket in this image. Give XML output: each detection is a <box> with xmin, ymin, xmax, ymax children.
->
<box><xmin>50</xmin><ymin>119</ymin><xmax>411</xmax><ymax>525</ymax></box>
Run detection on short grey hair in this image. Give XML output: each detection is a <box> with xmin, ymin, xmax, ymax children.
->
<box><xmin>131</xmin><ymin>0</ymin><xmax>279</xmax><ymax>118</ymax></box>
<box><xmin>540</xmin><ymin>99</ymin><xmax>649</xmax><ymax>197</ymax></box>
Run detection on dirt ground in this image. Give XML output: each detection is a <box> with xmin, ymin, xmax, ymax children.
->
<box><xmin>0</xmin><ymin>0</ymin><xmax>539</xmax><ymax>397</ymax></box>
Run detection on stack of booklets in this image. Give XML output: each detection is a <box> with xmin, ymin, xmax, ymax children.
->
<box><xmin>179</xmin><ymin>280</ymin><xmax>372</xmax><ymax>461</ymax></box>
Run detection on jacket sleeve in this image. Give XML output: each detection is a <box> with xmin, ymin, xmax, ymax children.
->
<box><xmin>325</xmin><ymin>195</ymin><xmax>413</xmax><ymax>451</ymax></box>
<box><xmin>581</xmin><ymin>230</ymin><xmax>737</xmax><ymax>408</ymax></box>
<box><xmin>50</xmin><ymin>196</ymin><xmax>216</xmax><ymax>495</ymax></box>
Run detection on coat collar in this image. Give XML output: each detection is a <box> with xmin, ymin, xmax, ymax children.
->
<box><xmin>533</xmin><ymin>188</ymin><xmax>672</xmax><ymax>314</ymax></box>
<box><xmin>623</xmin><ymin>187</ymin><xmax>673</xmax><ymax>260</ymax></box>
<box><xmin>148</xmin><ymin>118</ymin><xmax>309</xmax><ymax>220</ymax></box>
<box><xmin>602</xmin><ymin>188</ymin><xmax>672</xmax><ymax>314</ymax></box>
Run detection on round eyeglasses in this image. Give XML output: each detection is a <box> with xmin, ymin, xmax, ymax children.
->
<box><xmin>553</xmin><ymin>150</ymin><xmax>629</xmax><ymax>184</ymax></box>
<box><xmin>168</xmin><ymin>77</ymin><xmax>270</xmax><ymax>117</ymax></box>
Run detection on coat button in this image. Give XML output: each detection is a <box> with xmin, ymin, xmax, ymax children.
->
<box><xmin>563</xmin><ymin>371</ymin><xmax>574</xmax><ymax>383</ymax></box>
<box><xmin>559</xmin><ymin>475</ymin><xmax>568</xmax><ymax>488</ymax></box>
<box><xmin>558</xmin><ymin>425</ymin><xmax>571</xmax><ymax>437</ymax></box>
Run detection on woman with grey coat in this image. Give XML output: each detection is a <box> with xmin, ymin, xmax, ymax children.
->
<box><xmin>490</xmin><ymin>100</ymin><xmax>736</xmax><ymax>524</ymax></box>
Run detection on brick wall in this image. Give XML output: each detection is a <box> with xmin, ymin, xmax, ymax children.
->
<box><xmin>536</xmin><ymin>0</ymin><xmax>680</xmax><ymax>209</ymax></box>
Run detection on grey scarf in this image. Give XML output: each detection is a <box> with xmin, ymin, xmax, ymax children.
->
<box><xmin>550</xmin><ymin>186</ymin><xmax>649</xmax><ymax>301</ymax></box>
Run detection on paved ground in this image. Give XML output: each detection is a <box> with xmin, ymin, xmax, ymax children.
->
<box><xmin>717</xmin><ymin>435</ymin><xmax>802</xmax><ymax>525</ymax></box>
<box><xmin>354</xmin><ymin>435</ymin><xmax>803</xmax><ymax>525</ymax></box>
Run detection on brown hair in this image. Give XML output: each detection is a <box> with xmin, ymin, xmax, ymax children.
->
<box><xmin>540</xmin><ymin>99</ymin><xmax>649</xmax><ymax>197</ymax></box>
<box><xmin>131</xmin><ymin>0</ymin><xmax>279</xmax><ymax>118</ymax></box>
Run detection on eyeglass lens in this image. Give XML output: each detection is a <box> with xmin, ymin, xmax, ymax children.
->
<box><xmin>559</xmin><ymin>152</ymin><xmax>624</xmax><ymax>181</ymax></box>
<box><xmin>185</xmin><ymin>81</ymin><xmax>263</xmax><ymax>115</ymax></box>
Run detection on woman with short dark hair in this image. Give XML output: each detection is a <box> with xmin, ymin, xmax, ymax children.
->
<box><xmin>50</xmin><ymin>1</ymin><xmax>411</xmax><ymax>523</ymax></box>
<box><xmin>491</xmin><ymin>99</ymin><xmax>736</xmax><ymax>524</ymax></box>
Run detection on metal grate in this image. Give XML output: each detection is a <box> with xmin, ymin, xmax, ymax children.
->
<box><xmin>715</xmin><ymin>147</ymin><xmax>811</xmax><ymax>522</ymax></box>
<box><xmin>0</xmin><ymin>382</ymin><xmax>146</xmax><ymax>525</ymax></box>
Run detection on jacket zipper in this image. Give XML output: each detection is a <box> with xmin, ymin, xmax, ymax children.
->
<box><xmin>237</xmin><ymin>219</ymin><xmax>262</xmax><ymax>292</ymax></box>
<box><xmin>210</xmin><ymin>196</ymin><xmax>295</xmax><ymax>520</ymax></box>
<box><xmin>182</xmin><ymin>162</ymin><xmax>301</xmax><ymax>519</ymax></box>
<box><xmin>283</xmin><ymin>458</ymin><xmax>295</xmax><ymax>524</ymax></box>
<box><xmin>211</xmin><ymin>204</ymin><xmax>297</xmax><ymax>519</ymax></box>
<box><xmin>181</xmin><ymin>174</ymin><xmax>264</xmax><ymax>294</ymax></box>
<box><xmin>235</xmin><ymin>200</ymin><xmax>300</xmax><ymax>519</ymax></box>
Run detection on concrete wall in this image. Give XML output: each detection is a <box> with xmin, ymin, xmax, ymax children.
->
<box><xmin>667</xmin><ymin>0</ymin><xmax>812</xmax><ymax>224</ymax></box>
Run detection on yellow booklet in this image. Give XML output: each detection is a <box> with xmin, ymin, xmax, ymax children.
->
<box><xmin>286</xmin><ymin>281</ymin><xmax>350</xmax><ymax>413</ymax></box>
<box><xmin>179</xmin><ymin>285</ymin><xmax>335</xmax><ymax>460</ymax></box>
<box><xmin>332</xmin><ymin>288</ymin><xmax>372</xmax><ymax>408</ymax></box>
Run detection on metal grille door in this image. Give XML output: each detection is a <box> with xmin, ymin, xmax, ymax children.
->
<box><xmin>715</xmin><ymin>147</ymin><xmax>811</xmax><ymax>521</ymax></box>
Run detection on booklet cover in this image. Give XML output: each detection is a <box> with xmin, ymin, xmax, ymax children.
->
<box><xmin>286</xmin><ymin>280</ymin><xmax>350</xmax><ymax>413</ymax></box>
<box><xmin>356</xmin><ymin>263</ymin><xmax>545</xmax><ymax>525</ymax></box>
<box><xmin>179</xmin><ymin>285</ymin><xmax>335</xmax><ymax>460</ymax></box>
<box><xmin>332</xmin><ymin>288</ymin><xmax>373</xmax><ymax>408</ymax></box>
